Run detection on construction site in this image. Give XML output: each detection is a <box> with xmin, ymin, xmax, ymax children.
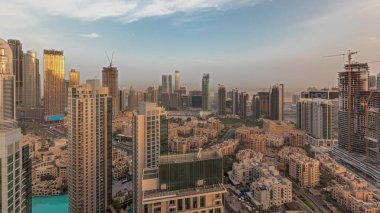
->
<box><xmin>332</xmin><ymin>51</ymin><xmax>380</xmax><ymax>187</ymax></box>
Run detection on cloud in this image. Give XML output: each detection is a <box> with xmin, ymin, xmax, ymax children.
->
<box><xmin>79</xmin><ymin>33</ymin><xmax>100</xmax><ymax>38</ymax></box>
<box><xmin>1</xmin><ymin>0</ymin><xmax>264</xmax><ymax>26</ymax></box>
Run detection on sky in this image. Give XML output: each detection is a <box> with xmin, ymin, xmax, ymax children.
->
<box><xmin>1</xmin><ymin>0</ymin><xmax>380</xmax><ymax>92</ymax></box>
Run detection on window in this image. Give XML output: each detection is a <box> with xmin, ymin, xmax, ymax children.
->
<box><xmin>200</xmin><ymin>196</ymin><xmax>205</xmax><ymax>208</ymax></box>
<box><xmin>177</xmin><ymin>199</ymin><xmax>183</xmax><ymax>211</ymax></box>
<box><xmin>185</xmin><ymin>198</ymin><xmax>191</xmax><ymax>209</ymax></box>
<box><xmin>193</xmin><ymin>197</ymin><xmax>198</xmax><ymax>208</ymax></box>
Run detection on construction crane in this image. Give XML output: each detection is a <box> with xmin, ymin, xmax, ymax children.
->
<box><xmin>105</xmin><ymin>51</ymin><xmax>114</xmax><ymax>67</ymax></box>
<box><xmin>323</xmin><ymin>50</ymin><xmax>357</xmax><ymax>153</ymax></box>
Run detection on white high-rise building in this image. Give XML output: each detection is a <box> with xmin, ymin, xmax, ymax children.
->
<box><xmin>132</xmin><ymin>102</ymin><xmax>167</xmax><ymax>213</ymax></box>
<box><xmin>0</xmin><ymin>38</ymin><xmax>31</xmax><ymax>213</ymax></box>
<box><xmin>297</xmin><ymin>98</ymin><xmax>338</xmax><ymax>147</ymax></box>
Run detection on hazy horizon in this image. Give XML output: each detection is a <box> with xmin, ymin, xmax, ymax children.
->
<box><xmin>2</xmin><ymin>0</ymin><xmax>380</xmax><ymax>91</ymax></box>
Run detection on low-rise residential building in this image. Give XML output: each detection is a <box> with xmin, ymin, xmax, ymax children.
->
<box><xmin>332</xmin><ymin>183</ymin><xmax>380</xmax><ymax>213</ymax></box>
<box><xmin>169</xmin><ymin>135</ymin><xmax>208</xmax><ymax>154</ymax></box>
<box><xmin>249</xmin><ymin>176</ymin><xmax>293</xmax><ymax>210</ymax></box>
<box><xmin>287</xmin><ymin>153</ymin><xmax>320</xmax><ymax>188</ymax></box>
<box><xmin>284</xmin><ymin>130</ymin><xmax>305</xmax><ymax>147</ymax></box>
<box><xmin>211</xmin><ymin>139</ymin><xmax>239</xmax><ymax>156</ymax></box>
<box><xmin>112</xmin><ymin>148</ymin><xmax>129</xmax><ymax>180</ymax></box>
<box><xmin>263</xmin><ymin>119</ymin><xmax>295</xmax><ymax>135</ymax></box>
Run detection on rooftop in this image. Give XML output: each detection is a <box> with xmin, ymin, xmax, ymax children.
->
<box><xmin>159</xmin><ymin>150</ymin><xmax>222</xmax><ymax>164</ymax></box>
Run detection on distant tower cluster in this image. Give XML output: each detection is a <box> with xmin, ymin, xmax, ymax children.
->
<box><xmin>251</xmin><ymin>84</ymin><xmax>284</xmax><ymax>121</ymax></box>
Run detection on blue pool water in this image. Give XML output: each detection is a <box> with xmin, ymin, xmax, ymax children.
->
<box><xmin>32</xmin><ymin>194</ymin><xmax>68</xmax><ymax>213</ymax></box>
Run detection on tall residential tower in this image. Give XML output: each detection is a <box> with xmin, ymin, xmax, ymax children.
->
<box><xmin>68</xmin><ymin>84</ymin><xmax>112</xmax><ymax>213</ymax></box>
<box><xmin>0</xmin><ymin>38</ymin><xmax>32</xmax><ymax>213</ymax></box>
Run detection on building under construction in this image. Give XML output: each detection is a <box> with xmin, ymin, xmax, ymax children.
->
<box><xmin>335</xmin><ymin>61</ymin><xmax>380</xmax><ymax>186</ymax></box>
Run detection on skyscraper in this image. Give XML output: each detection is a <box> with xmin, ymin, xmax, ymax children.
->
<box><xmin>0</xmin><ymin>38</ymin><xmax>31</xmax><ymax>213</ymax></box>
<box><xmin>119</xmin><ymin>88</ymin><xmax>127</xmax><ymax>112</ymax></box>
<box><xmin>239</xmin><ymin>92</ymin><xmax>249</xmax><ymax>120</ymax></box>
<box><xmin>102</xmin><ymin>65</ymin><xmax>119</xmax><ymax>115</ymax></box>
<box><xmin>22</xmin><ymin>50</ymin><xmax>40</xmax><ymax>107</ymax></box>
<box><xmin>161</xmin><ymin>74</ymin><xmax>173</xmax><ymax>94</ymax></box>
<box><xmin>258</xmin><ymin>91</ymin><xmax>270</xmax><ymax>118</ymax></box>
<box><xmin>231</xmin><ymin>88</ymin><xmax>239</xmax><ymax>115</ymax></box>
<box><xmin>68</xmin><ymin>84</ymin><xmax>112</xmax><ymax>213</ymax></box>
<box><xmin>202</xmin><ymin>73</ymin><xmax>209</xmax><ymax>111</ymax></box>
<box><xmin>44</xmin><ymin>49</ymin><xmax>65</xmax><ymax>117</ymax></box>
<box><xmin>338</xmin><ymin>63</ymin><xmax>369</xmax><ymax>154</ymax></box>
<box><xmin>147</xmin><ymin>86</ymin><xmax>158</xmax><ymax>104</ymax></box>
<box><xmin>8</xmin><ymin>39</ymin><xmax>23</xmax><ymax>106</ymax></box>
<box><xmin>218</xmin><ymin>84</ymin><xmax>226</xmax><ymax>115</ymax></box>
<box><xmin>270</xmin><ymin>84</ymin><xmax>284</xmax><ymax>121</ymax></box>
<box><xmin>128</xmin><ymin>86</ymin><xmax>138</xmax><ymax>111</ymax></box>
<box><xmin>377</xmin><ymin>73</ymin><xmax>380</xmax><ymax>92</ymax></box>
<box><xmin>69</xmin><ymin>69</ymin><xmax>80</xmax><ymax>86</ymax></box>
<box><xmin>132</xmin><ymin>103</ymin><xmax>167</xmax><ymax>212</ymax></box>
<box><xmin>174</xmin><ymin>70</ymin><xmax>180</xmax><ymax>91</ymax></box>
<box><xmin>297</xmin><ymin>98</ymin><xmax>338</xmax><ymax>146</ymax></box>
<box><xmin>252</xmin><ymin>94</ymin><xmax>260</xmax><ymax>120</ymax></box>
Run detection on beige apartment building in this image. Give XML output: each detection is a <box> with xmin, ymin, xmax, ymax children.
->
<box><xmin>67</xmin><ymin>84</ymin><xmax>112</xmax><ymax>213</ymax></box>
<box><xmin>287</xmin><ymin>153</ymin><xmax>320</xmax><ymax>187</ymax></box>
<box><xmin>250</xmin><ymin>176</ymin><xmax>292</xmax><ymax>210</ymax></box>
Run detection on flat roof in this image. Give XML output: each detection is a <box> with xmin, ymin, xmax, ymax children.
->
<box><xmin>159</xmin><ymin>150</ymin><xmax>222</xmax><ymax>164</ymax></box>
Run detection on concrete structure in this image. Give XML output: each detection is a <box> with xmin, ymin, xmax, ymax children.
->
<box><xmin>297</xmin><ymin>98</ymin><xmax>338</xmax><ymax>147</ymax></box>
<box><xmin>143</xmin><ymin>151</ymin><xmax>226</xmax><ymax>213</ymax></box>
<box><xmin>287</xmin><ymin>153</ymin><xmax>320</xmax><ymax>188</ymax></box>
<box><xmin>211</xmin><ymin>139</ymin><xmax>239</xmax><ymax>156</ymax></box>
<box><xmin>132</xmin><ymin>103</ymin><xmax>167</xmax><ymax>213</ymax></box>
<box><xmin>67</xmin><ymin>84</ymin><xmax>112</xmax><ymax>213</ymax></box>
<box><xmin>0</xmin><ymin>38</ymin><xmax>32</xmax><ymax>213</ymax></box>
<box><xmin>218</xmin><ymin>84</ymin><xmax>226</xmax><ymax>115</ymax></box>
<box><xmin>263</xmin><ymin>119</ymin><xmax>295</xmax><ymax>135</ymax></box>
<box><xmin>8</xmin><ymin>39</ymin><xmax>23</xmax><ymax>106</ymax></box>
<box><xmin>43</xmin><ymin>49</ymin><xmax>65</xmax><ymax>117</ymax></box>
<box><xmin>202</xmin><ymin>73</ymin><xmax>210</xmax><ymax>111</ymax></box>
<box><xmin>69</xmin><ymin>69</ymin><xmax>80</xmax><ymax>86</ymax></box>
<box><xmin>284</xmin><ymin>130</ymin><xmax>305</xmax><ymax>147</ymax></box>
<box><xmin>249</xmin><ymin>176</ymin><xmax>292</xmax><ymax>210</ymax></box>
<box><xmin>102</xmin><ymin>65</ymin><xmax>119</xmax><ymax>116</ymax></box>
<box><xmin>22</xmin><ymin>50</ymin><xmax>40</xmax><ymax>107</ymax></box>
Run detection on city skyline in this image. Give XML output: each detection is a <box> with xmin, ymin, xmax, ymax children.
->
<box><xmin>2</xmin><ymin>0</ymin><xmax>380</xmax><ymax>90</ymax></box>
